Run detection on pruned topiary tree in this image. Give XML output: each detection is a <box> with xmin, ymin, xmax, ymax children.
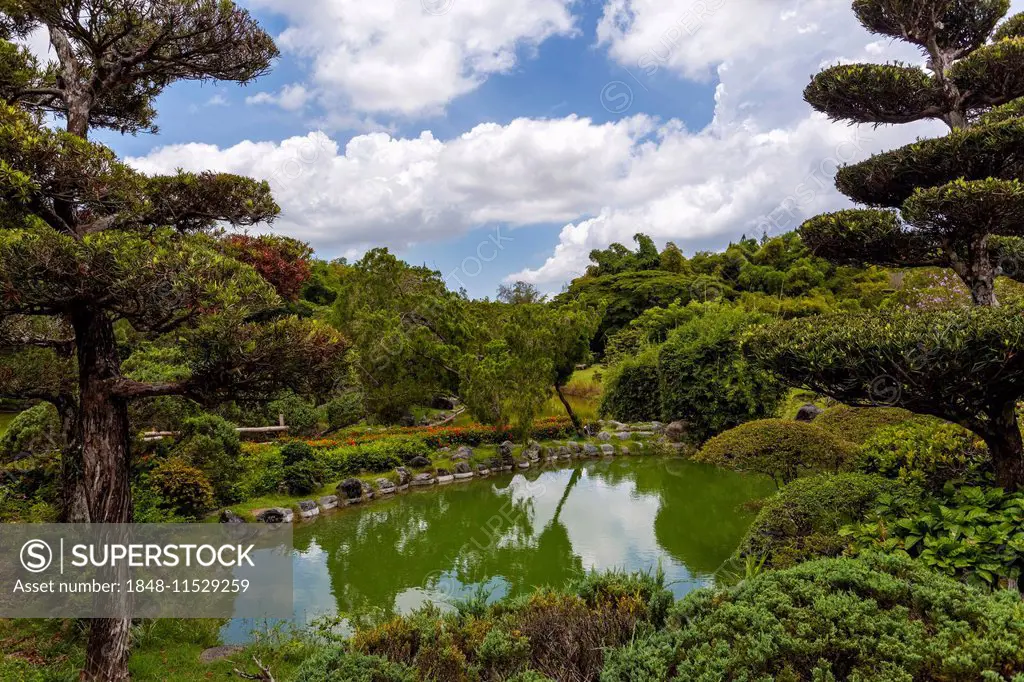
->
<box><xmin>749</xmin><ymin>1</ymin><xmax>1024</xmax><ymax>491</ymax></box>
<box><xmin>801</xmin><ymin>0</ymin><xmax>1024</xmax><ymax>306</ymax></box>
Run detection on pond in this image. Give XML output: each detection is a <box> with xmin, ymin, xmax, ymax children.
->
<box><xmin>222</xmin><ymin>457</ymin><xmax>773</xmax><ymax>643</ymax></box>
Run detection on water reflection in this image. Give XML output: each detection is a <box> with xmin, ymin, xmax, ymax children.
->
<box><xmin>223</xmin><ymin>458</ymin><xmax>772</xmax><ymax>643</ymax></box>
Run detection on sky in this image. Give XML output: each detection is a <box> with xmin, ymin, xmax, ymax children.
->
<box><xmin>23</xmin><ymin>0</ymin><xmax>1024</xmax><ymax>298</ymax></box>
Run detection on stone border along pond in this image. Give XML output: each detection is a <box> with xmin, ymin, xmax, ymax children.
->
<box><xmin>231</xmin><ymin>421</ymin><xmax>677</xmax><ymax>525</ymax></box>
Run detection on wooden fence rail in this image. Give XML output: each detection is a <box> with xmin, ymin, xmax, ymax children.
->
<box><xmin>142</xmin><ymin>414</ymin><xmax>289</xmax><ymax>442</ymax></box>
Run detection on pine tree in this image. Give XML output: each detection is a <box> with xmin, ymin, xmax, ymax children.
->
<box><xmin>0</xmin><ymin>2</ymin><xmax>347</xmax><ymax>678</ymax></box>
<box><xmin>748</xmin><ymin>1</ymin><xmax>1024</xmax><ymax>490</ymax></box>
<box><xmin>801</xmin><ymin>0</ymin><xmax>1024</xmax><ymax>306</ymax></box>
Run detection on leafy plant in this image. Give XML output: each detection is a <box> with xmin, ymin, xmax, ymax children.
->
<box><xmin>843</xmin><ymin>484</ymin><xmax>1024</xmax><ymax>588</ymax></box>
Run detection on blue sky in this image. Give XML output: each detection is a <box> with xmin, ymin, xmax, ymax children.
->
<box><xmin>88</xmin><ymin>0</ymin><xmax>1004</xmax><ymax>298</ymax></box>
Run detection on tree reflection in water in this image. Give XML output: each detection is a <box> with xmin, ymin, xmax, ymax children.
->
<box><xmin>223</xmin><ymin>459</ymin><xmax>773</xmax><ymax>642</ymax></box>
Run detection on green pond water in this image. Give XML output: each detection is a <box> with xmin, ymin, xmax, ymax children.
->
<box><xmin>222</xmin><ymin>457</ymin><xmax>773</xmax><ymax>643</ymax></box>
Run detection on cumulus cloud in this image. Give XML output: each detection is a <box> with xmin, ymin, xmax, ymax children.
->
<box><xmin>246</xmin><ymin>83</ymin><xmax>312</xmax><ymax>111</ymax></box>
<box><xmin>129</xmin><ymin>0</ymin><xmax>1023</xmax><ymax>287</ymax></box>
<box><xmin>243</xmin><ymin>0</ymin><xmax>576</xmax><ymax>117</ymax></box>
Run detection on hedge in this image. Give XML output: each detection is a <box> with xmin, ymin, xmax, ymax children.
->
<box><xmin>694</xmin><ymin>419</ymin><xmax>859</xmax><ymax>485</ymax></box>
<box><xmin>814</xmin><ymin>404</ymin><xmax>915</xmax><ymax>444</ymax></box>
<box><xmin>738</xmin><ymin>473</ymin><xmax>909</xmax><ymax>568</ymax></box>
<box><xmin>657</xmin><ymin>304</ymin><xmax>786</xmax><ymax>441</ymax></box>
<box><xmin>599</xmin><ymin>348</ymin><xmax>661</xmax><ymax>422</ymax></box>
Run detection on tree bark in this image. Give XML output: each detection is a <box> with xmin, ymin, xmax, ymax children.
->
<box><xmin>70</xmin><ymin>307</ymin><xmax>134</xmax><ymax>682</ymax></box>
<box><xmin>981</xmin><ymin>402</ymin><xmax>1024</xmax><ymax>491</ymax></box>
<box><xmin>554</xmin><ymin>384</ymin><xmax>584</xmax><ymax>435</ymax></box>
<box><xmin>82</xmin><ymin>617</ymin><xmax>132</xmax><ymax>682</ymax></box>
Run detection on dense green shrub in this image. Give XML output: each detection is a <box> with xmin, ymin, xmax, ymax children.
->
<box><xmin>234</xmin><ymin>445</ymin><xmax>285</xmax><ymax>500</ymax></box>
<box><xmin>811</xmin><ymin>404</ymin><xmax>915</xmax><ymax>445</ymax></box>
<box><xmin>599</xmin><ymin>348</ymin><xmax>661</xmax><ymax>423</ymax></box>
<box><xmin>0</xmin><ymin>451</ymin><xmax>60</xmax><ymax>522</ymax></box>
<box><xmin>131</xmin><ymin>478</ymin><xmax>184</xmax><ymax>523</ymax></box>
<box><xmin>293</xmin><ymin>648</ymin><xmax>417</xmax><ymax>682</ymax></box>
<box><xmin>318</xmin><ymin>437</ymin><xmax>426</xmax><ymax>477</ymax></box>
<box><xmin>148</xmin><ymin>457</ymin><xmax>214</xmax><ymax>520</ymax></box>
<box><xmin>281</xmin><ymin>441</ymin><xmax>315</xmax><ymax>466</ymax></box>
<box><xmin>171</xmin><ymin>414</ymin><xmax>242</xmax><ymax>503</ymax></box>
<box><xmin>738</xmin><ymin>473</ymin><xmax>908</xmax><ymax>568</ymax></box>
<box><xmin>571</xmin><ymin>569</ymin><xmax>673</xmax><ymax>630</ymax></box>
<box><xmin>284</xmin><ymin>460</ymin><xmax>324</xmax><ymax>496</ymax></box>
<box><xmin>859</xmin><ymin>418</ymin><xmax>992</xmax><ymax>489</ymax></box>
<box><xmin>269</xmin><ymin>392</ymin><xmax>321</xmax><ymax>437</ymax></box>
<box><xmin>0</xmin><ymin>404</ymin><xmax>60</xmax><ymax>459</ymax></box>
<box><xmin>657</xmin><ymin>304</ymin><xmax>786</xmax><ymax>441</ymax></box>
<box><xmin>173</xmin><ymin>411</ymin><xmax>244</xmax><ymax>501</ymax></box>
<box><xmin>668</xmin><ymin>553</ymin><xmax>1024</xmax><ymax>680</ymax></box>
<box><xmin>324</xmin><ymin>391</ymin><xmax>365</xmax><ymax>431</ymax></box>
<box><xmin>695</xmin><ymin>419</ymin><xmax>858</xmax><ymax>485</ymax></box>
<box><xmin>600</xmin><ymin>632</ymin><xmax>675</xmax><ymax>682</ymax></box>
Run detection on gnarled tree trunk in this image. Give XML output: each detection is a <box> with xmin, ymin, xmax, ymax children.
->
<box><xmin>71</xmin><ymin>307</ymin><xmax>134</xmax><ymax>682</ymax></box>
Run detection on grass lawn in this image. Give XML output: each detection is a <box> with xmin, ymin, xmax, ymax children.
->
<box><xmin>0</xmin><ymin>618</ymin><xmax>312</xmax><ymax>681</ymax></box>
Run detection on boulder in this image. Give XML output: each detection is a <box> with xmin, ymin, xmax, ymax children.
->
<box><xmin>394</xmin><ymin>467</ymin><xmax>411</xmax><ymax>486</ymax></box>
<box><xmin>498</xmin><ymin>440</ymin><xmax>515</xmax><ymax>465</ymax></box>
<box><xmin>597</xmin><ymin>431</ymin><xmax>612</xmax><ymax>442</ymax></box>
<box><xmin>665</xmin><ymin>420</ymin><xmax>691</xmax><ymax>443</ymax></box>
<box><xmin>650</xmin><ymin>421</ymin><xmax>664</xmax><ymax>432</ymax></box>
<box><xmin>584</xmin><ymin>443</ymin><xmax>599</xmax><ymax>457</ymax></box>
<box><xmin>477</xmin><ymin>464</ymin><xmax>491</xmax><ymax>475</ymax></box>
<box><xmin>337</xmin><ymin>478</ymin><xmax>363</xmax><ymax>501</ymax></box>
<box><xmin>616</xmin><ymin>431</ymin><xmax>631</xmax><ymax>440</ymax></box>
<box><xmin>619</xmin><ymin>445</ymin><xmax>631</xmax><ymax>456</ymax></box>
<box><xmin>318</xmin><ymin>495</ymin><xmax>339</xmax><ymax>510</ymax></box>
<box><xmin>361</xmin><ymin>481</ymin><xmax>375</xmax><ymax>499</ymax></box>
<box><xmin>409</xmin><ymin>455</ymin><xmax>431</xmax><ymax>468</ymax></box>
<box><xmin>256</xmin><ymin>507</ymin><xmax>293</xmax><ymax>524</ymax></box>
<box><xmin>453</xmin><ymin>445</ymin><xmax>474</xmax><ymax>460</ymax></box>
<box><xmin>524</xmin><ymin>444</ymin><xmax>541</xmax><ymax>461</ymax></box>
<box><xmin>376</xmin><ymin>478</ymin><xmax>396</xmax><ymax>494</ymax></box>
<box><xmin>517</xmin><ymin>460</ymin><xmax>531</xmax><ymax>469</ymax></box>
<box><xmin>600</xmin><ymin>444</ymin><xmax>616</xmax><ymax>456</ymax></box>
<box><xmin>298</xmin><ymin>500</ymin><xmax>319</xmax><ymax>519</ymax></box>
<box><xmin>219</xmin><ymin>509</ymin><xmax>244</xmax><ymax>524</ymax></box>
<box><xmin>795</xmin><ymin>404</ymin><xmax>824</xmax><ymax>422</ymax></box>
<box><xmin>412</xmin><ymin>473</ymin><xmax>435</xmax><ymax>486</ymax></box>
<box><xmin>455</xmin><ymin>461</ymin><xmax>472</xmax><ymax>475</ymax></box>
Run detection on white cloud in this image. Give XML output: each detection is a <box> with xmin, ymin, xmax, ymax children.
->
<box><xmin>246</xmin><ymin>83</ymin><xmax>312</xmax><ymax>111</ymax></box>
<box><xmin>243</xmin><ymin>0</ymin><xmax>576</xmax><ymax>117</ymax></box>
<box><xmin>129</xmin><ymin>0</ymin><xmax>1024</xmax><ymax>287</ymax></box>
